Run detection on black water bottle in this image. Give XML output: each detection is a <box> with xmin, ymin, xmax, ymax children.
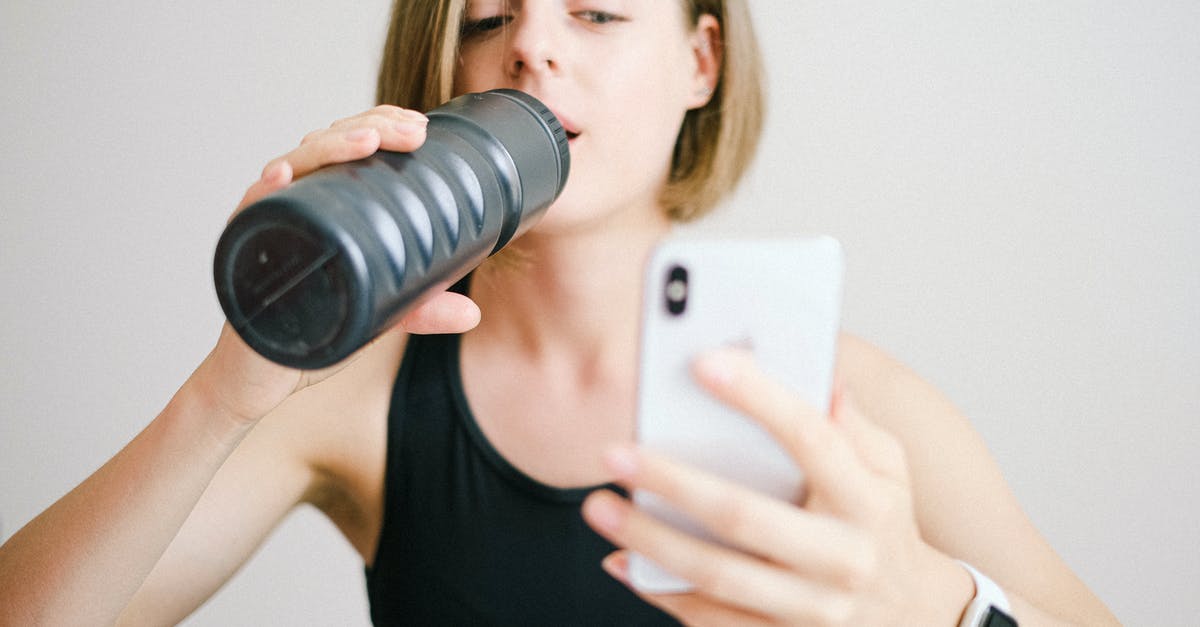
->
<box><xmin>214</xmin><ymin>89</ymin><xmax>570</xmax><ymax>369</ymax></box>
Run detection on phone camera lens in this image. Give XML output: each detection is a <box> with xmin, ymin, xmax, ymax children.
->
<box><xmin>665</xmin><ymin>265</ymin><xmax>688</xmax><ymax>316</ymax></box>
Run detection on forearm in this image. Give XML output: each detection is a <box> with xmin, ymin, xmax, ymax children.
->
<box><xmin>1006</xmin><ymin>590</ymin><xmax>1121</xmax><ymax>627</ymax></box>
<box><xmin>0</xmin><ymin>362</ymin><xmax>256</xmax><ymax>625</ymax></box>
<box><xmin>1005</xmin><ymin>593</ymin><xmax>1072</xmax><ymax>627</ymax></box>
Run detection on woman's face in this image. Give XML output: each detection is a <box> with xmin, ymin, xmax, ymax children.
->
<box><xmin>453</xmin><ymin>0</ymin><xmax>718</xmax><ymax>236</ymax></box>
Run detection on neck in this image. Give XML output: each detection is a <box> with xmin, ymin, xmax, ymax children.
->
<box><xmin>467</xmin><ymin>211</ymin><xmax>672</xmax><ymax>377</ymax></box>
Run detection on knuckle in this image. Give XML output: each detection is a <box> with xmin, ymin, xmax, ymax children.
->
<box><xmin>260</xmin><ymin>157</ymin><xmax>282</xmax><ymax>177</ymax></box>
<box><xmin>299</xmin><ymin>129</ymin><xmax>323</xmax><ymax>146</ymax></box>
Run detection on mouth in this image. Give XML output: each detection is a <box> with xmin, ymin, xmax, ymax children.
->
<box><xmin>548</xmin><ymin>108</ymin><xmax>581</xmax><ymax>144</ymax></box>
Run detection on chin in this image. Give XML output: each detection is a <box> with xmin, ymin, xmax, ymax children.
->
<box><xmin>534</xmin><ymin>196</ymin><xmax>655</xmax><ymax>239</ymax></box>
<box><xmin>523</xmin><ymin>201</ymin><xmax>608</xmax><ymax>238</ymax></box>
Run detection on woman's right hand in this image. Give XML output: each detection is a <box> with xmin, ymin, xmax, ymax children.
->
<box><xmin>199</xmin><ymin>105</ymin><xmax>481</xmax><ymax>426</ymax></box>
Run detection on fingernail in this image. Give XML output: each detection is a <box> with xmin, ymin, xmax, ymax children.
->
<box><xmin>694</xmin><ymin>352</ymin><xmax>734</xmax><ymax>387</ymax></box>
<box><xmin>584</xmin><ymin>493</ymin><xmax>623</xmax><ymax>534</ymax></box>
<box><xmin>344</xmin><ymin>127</ymin><xmax>376</xmax><ymax>142</ymax></box>
<box><xmin>601</xmin><ymin>553</ymin><xmax>629</xmax><ymax>583</ymax></box>
<box><xmin>603</xmin><ymin>446</ymin><xmax>638</xmax><ymax>478</ymax></box>
<box><xmin>260</xmin><ymin>161</ymin><xmax>286</xmax><ymax>183</ymax></box>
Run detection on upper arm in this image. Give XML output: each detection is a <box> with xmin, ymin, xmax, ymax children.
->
<box><xmin>835</xmin><ymin>333</ymin><xmax>1116</xmax><ymax>625</ymax></box>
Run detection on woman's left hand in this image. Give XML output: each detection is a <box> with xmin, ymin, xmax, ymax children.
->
<box><xmin>582</xmin><ymin>347</ymin><xmax>973</xmax><ymax>626</ymax></box>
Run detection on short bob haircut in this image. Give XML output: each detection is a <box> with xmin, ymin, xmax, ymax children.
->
<box><xmin>376</xmin><ymin>0</ymin><xmax>764</xmax><ymax>222</ymax></box>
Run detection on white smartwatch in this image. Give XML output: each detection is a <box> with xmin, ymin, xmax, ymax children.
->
<box><xmin>957</xmin><ymin>561</ymin><xmax>1018</xmax><ymax>627</ymax></box>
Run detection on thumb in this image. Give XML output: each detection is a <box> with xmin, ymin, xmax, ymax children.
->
<box><xmin>398</xmin><ymin>291</ymin><xmax>481</xmax><ymax>335</ymax></box>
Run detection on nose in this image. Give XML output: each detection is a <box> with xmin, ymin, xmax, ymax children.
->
<box><xmin>504</xmin><ymin>8</ymin><xmax>561</xmax><ymax>80</ymax></box>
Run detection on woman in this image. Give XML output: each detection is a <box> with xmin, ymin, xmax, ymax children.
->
<box><xmin>0</xmin><ymin>1</ymin><xmax>1119</xmax><ymax>625</ymax></box>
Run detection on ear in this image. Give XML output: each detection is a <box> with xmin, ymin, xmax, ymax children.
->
<box><xmin>686</xmin><ymin>14</ymin><xmax>723</xmax><ymax>110</ymax></box>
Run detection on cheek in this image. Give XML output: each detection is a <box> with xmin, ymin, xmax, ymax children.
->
<box><xmin>603</xmin><ymin>45</ymin><xmax>693</xmax><ymax>129</ymax></box>
<box><xmin>453</xmin><ymin>48</ymin><xmax>503</xmax><ymax>94</ymax></box>
<box><xmin>604</xmin><ymin>70</ymin><xmax>689</xmax><ymax>164</ymax></box>
<box><xmin>567</xmin><ymin>63</ymin><xmax>690</xmax><ymax>198</ymax></box>
<box><xmin>573</xmin><ymin>109</ymin><xmax>683</xmax><ymax>210</ymax></box>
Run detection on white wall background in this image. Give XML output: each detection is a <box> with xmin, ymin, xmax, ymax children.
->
<box><xmin>1</xmin><ymin>1</ymin><xmax>1196</xmax><ymax>625</ymax></box>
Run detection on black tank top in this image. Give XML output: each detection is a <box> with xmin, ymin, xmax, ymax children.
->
<box><xmin>364</xmin><ymin>329</ymin><xmax>679</xmax><ymax>626</ymax></box>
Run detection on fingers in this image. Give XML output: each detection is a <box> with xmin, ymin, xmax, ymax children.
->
<box><xmin>603</xmin><ymin>552</ymin><xmax>776</xmax><ymax>627</ymax></box>
<box><xmin>229</xmin><ymin>105</ymin><xmax>429</xmax><ymax>221</ymax></box>
<box><xmin>264</xmin><ymin>126</ymin><xmax>381</xmax><ymax>181</ymax></box>
<box><xmin>583</xmin><ymin>490</ymin><xmax>853</xmax><ymax>624</ymax></box>
<box><xmin>263</xmin><ymin>105</ymin><xmax>429</xmax><ymax>182</ymax></box>
<box><xmin>396</xmin><ymin>291</ymin><xmax>481</xmax><ymax>335</ymax></box>
<box><xmin>328</xmin><ymin>104</ymin><xmax>429</xmax><ymax>138</ymax></box>
<box><xmin>585</xmin><ymin>357</ymin><xmax>922</xmax><ymax>625</ymax></box>
<box><xmin>294</xmin><ymin>290</ymin><xmax>479</xmax><ymax>389</ymax></box>
<box><xmin>692</xmin><ymin>347</ymin><xmax>875</xmax><ymax>517</ymax></box>
<box><xmin>233</xmin><ymin>159</ymin><xmax>293</xmax><ymax>215</ymax></box>
<box><xmin>601</xmin><ymin>447</ymin><xmax>878</xmax><ymax>590</ymax></box>
<box><xmin>634</xmin><ymin>593</ymin><xmax>775</xmax><ymax>627</ymax></box>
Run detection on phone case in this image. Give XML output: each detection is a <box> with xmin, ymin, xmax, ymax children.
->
<box><xmin>628</xmin><ymin>236</ymin><xmax>845</xmax><ymax>593</ymax></box>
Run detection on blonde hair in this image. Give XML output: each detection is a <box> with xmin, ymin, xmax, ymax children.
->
<box><xmin>376</xmin><ymin>0</ymin><xmax>765</xmax><ymax>222</ymax></box>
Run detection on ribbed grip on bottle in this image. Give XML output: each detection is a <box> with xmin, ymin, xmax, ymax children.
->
<box><xmin>214</xmin><ymin>89</ymin><xmax>570</xmax><ymax>369</ymax></box>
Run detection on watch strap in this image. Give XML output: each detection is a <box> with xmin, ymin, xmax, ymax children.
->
<box><xmin>957</xmin><ymin>560</ymin><xmax>1018</xmax><ymax>627</ymax></box>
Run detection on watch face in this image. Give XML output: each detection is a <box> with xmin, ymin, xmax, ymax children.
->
<box><xmin>984</xmin><ymin>606</ymin><xmax>1019</xmax><ymax>627</ymax></box>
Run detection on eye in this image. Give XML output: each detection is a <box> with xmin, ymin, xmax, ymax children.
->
<box><xmin>575</xmin><ymin>10</ymin><xmax>626</xmax><ymax>26</ymax></box>
<box><xmin>461</xmin><ymin>14</ymin><xmax>512</xmax><ymax>38</ymax></box>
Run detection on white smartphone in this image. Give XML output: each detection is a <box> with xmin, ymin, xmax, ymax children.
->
<box><xmin>628</xmin><ymin>236</ymin><xmax>845</xmax><ymax>593</ymax></box>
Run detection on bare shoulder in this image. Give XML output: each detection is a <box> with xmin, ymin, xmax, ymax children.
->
<box><xmin>834</xmin><ymin>331</ymin><xmax>967</xmax><ymax>434</ymax></box>
<box><xmin>835</xmin><ymin>331</ymin><xmax>911</xmax><ymax>396</ymax></box>
<box><xmin>834</xmin><ymin>331</ymin><xmax>1018</xmax><ymax>565</ymax></box>
<box><xmin>832</xmin><ymin>331</ymin><xmax>999</xmax><ymax>519</ymax></box>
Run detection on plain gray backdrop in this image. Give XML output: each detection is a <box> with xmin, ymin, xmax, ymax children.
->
<box><xmin>2</xmin><ymin>2</ymin><xmax>1197</xmax><ymax>625</ymax></box>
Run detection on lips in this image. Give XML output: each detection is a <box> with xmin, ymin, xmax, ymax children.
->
<box><xmin>548</xmin><ymin>107</ymin><xmax>581</xmax><ymax>142</ymax></box>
